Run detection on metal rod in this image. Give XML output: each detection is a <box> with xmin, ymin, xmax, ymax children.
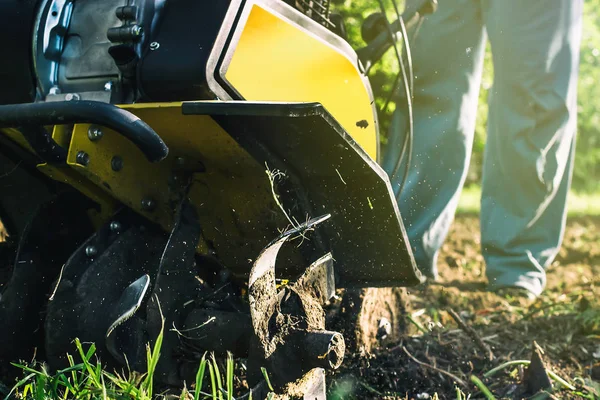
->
<box><xmin>0</xmin><ymin>101</ymin><xmax>169</xmax><ymax>162</ymax></box>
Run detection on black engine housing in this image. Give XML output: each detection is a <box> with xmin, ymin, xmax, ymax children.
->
<box><xmin>0</xmin><ymin>0</ymin><xmax>343</xmax><ymax>106</ymax></box>
<box><xmin>0</xmin><ymin>0</ymin><xmax>40</xmax><ymax>105</ymax></box>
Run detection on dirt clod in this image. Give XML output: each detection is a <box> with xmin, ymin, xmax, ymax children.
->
<box><xmin>328</xmin><ymin>214</ymin><xmax>600</xmax><ymax>399</ymax></box>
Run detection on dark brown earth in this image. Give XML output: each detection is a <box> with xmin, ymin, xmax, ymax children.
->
<box><xmin>327</xmin><ymin>214</ymin><xmax>600</xmax><ymax>399</ymax></box>
<box><xmin>1</xmin><ymin>215</ymin><xmax>599</xmax><ymax>399</ymax></box>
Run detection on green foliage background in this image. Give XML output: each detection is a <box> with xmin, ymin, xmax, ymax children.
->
<box><xmin>332</xmin><ymin>0</ymin><xmax>600</xmax><ymax>193</ymax></box>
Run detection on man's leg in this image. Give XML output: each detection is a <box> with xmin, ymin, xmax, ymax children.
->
<box><xmin>382</xmin><ymin>0</ymin><xmax>486</xmax><ymax>278</ymax></box>
<box><xmin>481</xmin><ymin>0</ymin><xmax>583</xmax><ymax>296</ymax></box>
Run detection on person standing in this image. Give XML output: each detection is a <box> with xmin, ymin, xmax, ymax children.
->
<box><xmin>382</xmin><ymin>0</ymin><xmax>583</xmax><ymax>299</ymax></box>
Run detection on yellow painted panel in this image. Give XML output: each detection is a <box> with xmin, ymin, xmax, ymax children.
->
<box><xmin>0</xmin><ymin>127</ymin><xmax>118</xmax><ymax>228</ymax></box>
<box><xmin>225</xmin><ymin>4</ymin><xmax>378</xmax><ymax>159</ymax></box>
<box><xmin>0</xmin><ymin>128</ymin><xmax>34</xmax><ymax>152</ymax></box>
<box><xmin>66</xmin><ymin>103</ymin><xmax>286</xmax><ymax>266</ymax></box>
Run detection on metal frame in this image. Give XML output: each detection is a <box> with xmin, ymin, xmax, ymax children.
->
<box><xmin>183</xmin><ymin>100</ymin><xmax>423</xmax><ymax>288</ymax></box>
<box><xmin>205</xmin><ymin>0</ymin><xmax>381</xmax><ymax>162</ymax></box>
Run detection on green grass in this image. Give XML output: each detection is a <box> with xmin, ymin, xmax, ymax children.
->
<box><xmin>3</xmin><ymin>316</ymin><xmax>265</xmax><ymax>400</ymax></box>
<box><xmin>4</xmin><ymin>342</ymin><xmax>231</xmax><ymax>400</ymax></box>
<box><xmin>457</xmin><ymin>186</ymin><xmax>600</xmax><ymax>216</ymax></box>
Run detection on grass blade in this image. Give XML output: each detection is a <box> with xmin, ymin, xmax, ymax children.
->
<box><xmin>208</xmin><ymin>362</ymin><xmax>218</xmax><ymax>400</ymax></box>
<box><xmin>34</xmin><ymin>373</ymin><xmax>47</xmax><ymax>400</ymax></box>
<box><xmin>226</xmin><ymin>352</ymin><xmax>234</xmax><ymax>400</ymax></box>
<box><xmin>194</xmin><ymin>354</ymin><xmax>208</xmax><ymax>400</ymax></box>
<box><xmin>470</xmin><ymin>376</ymin><xmax>495</xmax><ymax>400</ymax></box>
<box><xmin>101</xmin><ymin>372</ymin><xmax>108</xmax><ymax>400</ymax></box>
<box><xmin>211</xmin><ymin>355</ymin><xmax>224</xmax><ymax>400</ymax></box>
<box><xmin>143</xmin><ymin>296</ymin><xmax>165</xmax><ymax>398</ymax></box>
<box><xmin>547</xmin><ymin>370</ymin><xmax>576</xmax><ymax>391</ymax></box>
<box><xmin>74</xmin><ymin>338</ymin><xmax>101</xmax><ymax>388</ymax></box>
<box><xmin>10</xmin><ymin>363</ymin><xmax>46</xmax><ymax>376</ymax></box>
<box><xmin>5</xmin><ymin>372</ymin><xmax>36</xmax><ymax>400</ymax></box>
<box><xmin>85</xmin><ymin>342</ymin><xmax>97</xmax><ymax>361</ymax></box>
<box><xmin>483</xmin><ymin>360</ymin><xmax>530</xmax><ymax>378</ymax></box>
<box><xmin>261</xmin><ymin>368</ymin><xmax>274</xmax><ymax>392</ymax></box>
<box><xmin>456</xmin><ymin>386</ymin><xmax>464</xmax><ymax>400</ymax></box>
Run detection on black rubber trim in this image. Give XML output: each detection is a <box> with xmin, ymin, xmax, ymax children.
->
<box><xmin>0</xmin><ymin>101</ymin><xmax>168</xmax><ymax>162</ymax></box>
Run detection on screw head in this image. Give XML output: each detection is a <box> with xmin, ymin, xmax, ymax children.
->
<box><xmin>111</xmin><ymin>156</ymin><xmax>124</xmax><ymax>171</ymax></box>
<box><xmin>141</xmin><ymin>197</ymin><xmax>156</xmax><ymax>211</ymax></box>
<box><xmin>85</xmin><ymin>245</ymin><xmax>97</xmax><ymax>258</ymax></box>
<box><xmin>149</xmin><ymin>41</ymin><xmax>160</xmax><ymax>51</ymax></box>
<box><xmin>104</xmin><ymin>81</ymin><xmax>113</xmax><ymax>91</ymax></box>
<box><xmin>76</xmin><ymin>151</ymin><xmax>90</xmax><ymax>166</ymax></box>
<box><xmin>87</xmin><ymin>126</ymin><xmax>103</xmax><ymax>142</ymax></box>
<box><xmin>109</xmin><ymin>221</ymin><xmax>121</xmax><ymax>232</ymax></box>
<box><xmin>48</xmin><ymin>86</ymin><xmax>61</xmax><ymax>95</ymax></box>
<box><xmin>65</xmin><ymin>93</ymin><xmax>80</xmax><ymax>101</ymax></box>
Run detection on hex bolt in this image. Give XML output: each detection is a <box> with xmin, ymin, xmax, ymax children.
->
<box><xmin>65</xmin><ymin>93</ymin><xmax>81</xmax><ymax>101</ymax></box>
<box><xmin>48</xmin><ymin>86</ymin><xmax>61</xmax><ymax>95</ymax></box>
<box><xmin>76</xmin><ymin>151</ymin><xmax>90</xmax><ymax>166</ymax></box>
<box><xmin>85</xmin><ymin>245</ymin><xmax>97</xmax><ymax>258</ymax></box>
<box><xmin>88</xmin><ymin>126</ymin><xmax>103</xmax><ymax>142</ymax></box>
<box><xmin>111</xmin><ymin>156</ymin><xmax>124</xmax><ymax>171</ymax></box>
<box><xmin>141</xmin><ymin>197</ymin><xmax>156</xmax><ymax>211</ymax></box>
<box><xmin>109</xmin><ymin>221</ymin><xmax>122</xmax><ymax>232</ymax></box>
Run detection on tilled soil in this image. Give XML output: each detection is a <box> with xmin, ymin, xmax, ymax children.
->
<box><xmin>1</xmin><ymin>215</ymin><xmax>599</xmax><ymax>399</ymax></box>
<box><xmin>328</xmin><ymin>214</ymin><xmax>600</xmax><ymax>399</ymax></box>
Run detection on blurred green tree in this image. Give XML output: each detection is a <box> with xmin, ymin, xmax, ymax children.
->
<box><xmin>332</xmin><ymin>0</ymin><xmax>599</xmax><ymax>192</ymax></box>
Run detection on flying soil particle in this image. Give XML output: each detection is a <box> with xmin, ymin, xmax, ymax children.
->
<box><xmin>356</xmin><ymin>120</ymin><xmax>369</xmax><ymax>129</ymax></box>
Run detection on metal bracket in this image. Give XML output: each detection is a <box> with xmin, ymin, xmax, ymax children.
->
<box><xmin>43</xmin><ymin>0</ymin><xmax>74</xmax><ymax>61</ymax></box>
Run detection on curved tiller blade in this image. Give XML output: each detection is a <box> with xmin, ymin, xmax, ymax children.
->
<box><xmin>248</xmin><ymin>214</ymin><xmax>331</xmax><ymax>359</ymax></box>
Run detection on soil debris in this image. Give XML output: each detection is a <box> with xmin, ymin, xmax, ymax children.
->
<box><xmin>327</xmin><ymin>214</ymin><xmax>600</xmax><ymax>399</ymax></box>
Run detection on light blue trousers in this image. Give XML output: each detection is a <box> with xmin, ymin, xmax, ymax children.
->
<box><xmin>382</xmin><ymin>0</ymin><xmax>583</xmax><ymax>296</ymax></box>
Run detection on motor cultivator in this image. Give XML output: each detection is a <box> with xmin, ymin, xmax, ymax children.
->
<box><xmin>0</xmin><ymin>0</ymin><xmax>432</xmax><ymax>397</ymax></box>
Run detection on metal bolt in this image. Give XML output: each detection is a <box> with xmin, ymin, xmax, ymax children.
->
<box><xmin>175</xmin><ymin>156</ymin><xmax>185</xmax><ymax>166</ymax></box>
<box><xmin>104</xmin><ymin>81</ymin><xmax>113</xmax><ymax>91</ymax></box>
<box><xmin>48</xmin><ymin>86</ymin><xmax>61</xmax><ymax>95</ymax></box>
<box><xmin>109</xmin><ymin>221</ymin><xmax>121</xmax><ymax>232</ymax></box>
<box><xmin>87</xmin><ymin>126</ymin><xmax>103</xmax><ymax>141</ymax></box>
<box><xmin>141</xmin><ymin>197</ymin><xmax>156</xmax><ymax>211</ymax></box>
<box><xmin>65</xmin><ymin>93</ymin><xmax>81</xmax><ymax>101</ymax></box>
<box><xmin>149</xmin><ymin>41</ymin><xmax>160</xmax><ymax>51</ymax></box>
<box><xmin>76</xmin><ymin>151</ymin><xmax>90</xmax><ymax>166</ymax></box>
<box><xmin>111</xmin><ymin>156</ymin><xmax>124</xmax><ymax>171</ymax></box>
<box><xmin>85</xmin><ymin>245</ymin><xmax>97</xmax><ymax>258</ymax></box>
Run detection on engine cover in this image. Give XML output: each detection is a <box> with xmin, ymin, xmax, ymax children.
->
<box><xmin>32</xmin><ymin>0</ymin><xmax>164</xmax><ymax>103</ymax></box>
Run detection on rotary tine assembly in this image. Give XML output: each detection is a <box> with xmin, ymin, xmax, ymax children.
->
<box><xmin>246</xmin><ymin>214</ymin><xmax>343</xmax><ymax>398</ymax></box>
